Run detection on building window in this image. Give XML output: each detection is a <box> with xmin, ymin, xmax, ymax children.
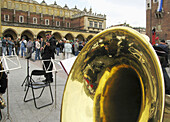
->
<box><xmin>4</xmin><ymin>15</ymin><xmax>9</xmax><ymax>21</ymax></box>
<box><xmin>99</xmin><ymin>22</ymin><xmax>102</xmax><ymax>29</ymax></box>
<box><xmin>89</xmin><ymin>21</ymin><xmax>93</xmax><ymax>27</ymax></box>
<box><xmin>70</xmin><ymin>12</ymin><xmax>73</xmax><ymax>17</ymax></box>
<box><xmin>157</xmin><ymin>24</ymin><xmax>161</xmax><ymax>31</ymax></box>
<box><xmin>19</xmin><ymin>16</ymin><xmax>24</xmax><ymax>23</ymax></box>
<box><xmin>54</xmin><ymin>10</ymin><xmax>57</xmax><ymax>16</ymax></box>
<box><xmin>56</xmin><ymin>21</ymin><xmax>60</xmax><ymax>27</ymax></box>
<box><xmin>33</xmin><ymin>17</ymin><xmax>37</xmax><ymax>24</ymax></box>
<box><xmin>66</xmin><ymin>22</ymin><xmax>70</xmax><ymax>28</ymax></box>
<box><xmin>45</xmin><ymin>19</ymin><xmax>49</xmax><ymax>25</ymax></box>
<box><xmin>60</xmin><ymin>10</ymin><xmax>63</xmax><ymax>16</ymax></box>
<box><xmin>94</xmin><ymin>22</ymin><xmax>98</xmax><ymax>28</ymax></box>
<box><xmin>153</xmin><ymin>0</ymin><xmax>158</xmax><ymax>3</ymax></box>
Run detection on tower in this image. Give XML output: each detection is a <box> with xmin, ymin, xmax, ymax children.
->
<box><xmin>146</xmin><ymin>0</ymin><xmax>170</xmax><ymax>40</ymax></box>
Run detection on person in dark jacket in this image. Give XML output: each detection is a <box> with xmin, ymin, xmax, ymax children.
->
<box><xmin>157</xmin><ymin>39</ymin><xmax>169</xmax><ymax>66</ymax></box>
<box><xmin>16</xmin><ymin>38</ymin><xmax>21</xmax><ymax>56</ymax></box>
<box><xmin>154</xmin><ymin>40</ymin><xmax>170</xmax><ymax>94</ymax></box>
<box><xmin>7</xmin><ymin>37</ymin><xmax>14</xmax><ymax>56</ymax></box>
<box><xmin>56</xmin><ymin>40</ymin><xmax>61</xmax><ymax>56</ymax></box>
<box><xmin>41</xmin><ymin>31</ymin><xmax>56</xmax><ymax>83</ymax></box>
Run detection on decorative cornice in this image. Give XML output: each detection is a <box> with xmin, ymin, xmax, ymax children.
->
<box><xmin>72</xmin><ymin>11</ymin><xmax>106</xmax><ymax>19</ymax></box>
<box><xmin>3</xmin><ymin>0</ymin><xmax>106</xmax><ymax>19</ymax></box>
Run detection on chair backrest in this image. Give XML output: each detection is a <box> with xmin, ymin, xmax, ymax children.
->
<box><xmin>31</xmin><ymin>70</ymin><xmax>45</xmax><ymax>76</ymax></box>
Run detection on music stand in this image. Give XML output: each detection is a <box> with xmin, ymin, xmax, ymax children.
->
<box><xmin>42</xmin><ymin>58</ymin><xmax>58</xmax><ymax>109</ymax></box>
<box><xmin>0</xmin><ymin>55</ymin><xmax>21</xmax><ymax>122</ymax></box>
<box><xmin>21</xmin><ymin>53</ymin><xmax>31</xmax><ymax>91</ymax></box>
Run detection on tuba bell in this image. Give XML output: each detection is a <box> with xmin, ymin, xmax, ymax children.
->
<box><xmin>61</xmin><ymin>27</ymin><xmax>165</xmax><ymax>122</ymax></box>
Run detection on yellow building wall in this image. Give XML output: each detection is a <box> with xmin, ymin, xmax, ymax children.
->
<box><xmin>2</xmin><ymin>26</ymin><xmax>95</xmax><ymax>40</ymax></box>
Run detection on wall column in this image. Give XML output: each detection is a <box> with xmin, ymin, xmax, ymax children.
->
<box><xmin>34</xmin><ymin>35</ymin><xmax>37</xmax><ymax>39</ymax></box>
<box><xmin>17</xmin><ymin>34</ymin><xmax>21</xmax><ymax>39</ymax></box>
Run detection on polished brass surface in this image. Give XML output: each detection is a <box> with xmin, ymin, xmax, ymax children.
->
<box><xmin>61</xmin><ymin>27</ymin><xmax>165</xmax><ymax>122</ymax></box>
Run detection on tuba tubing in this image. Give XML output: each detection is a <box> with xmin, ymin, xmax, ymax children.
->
<box><xmin>61</xmin><ymin>27</ymin><xmax>165</xmax><ymax>122</ymax></box>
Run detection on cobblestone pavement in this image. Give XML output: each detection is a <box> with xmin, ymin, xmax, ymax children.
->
<box><xmin>0</xmin><ymin>53</ymin><xmax>170</xmax><ymax>122</ymax></box>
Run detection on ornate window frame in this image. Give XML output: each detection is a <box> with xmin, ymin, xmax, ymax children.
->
<box><xmin>94</xmin><ymin>21</ymin><xmax>98</xmax><ymax>28</ymax></box>
<box><xmin>56</xmin><ymin>21</ymin><xmax>60</xmax><ymax>27</ymax></box>
<box><xmin>66</xmin><ymin>22</ymin><xmax>70</xmax><ymax>28</ymax></box>
<box><xmin>4</xmin><ymin>15</ymin><xmax>9</xmax><ymax>21</ymax></box>
<box><xmin>33</xmin><ymin>17</ymin><xmax>37</xmax><ymax>24</ymax></box>
<box><xmin>99</xmin><ymin>22</ymin><xmax>102</xmax><ymax>29</ymax></box>
<box><xmin>89</xmin><ymin>21</ymin><xmax>93</xmax><ymax>27</ymax></box>
<box><xmin>19</xmin><ymin>15</ymin><xmax>24</xmax><ymax>23</ymax></box>
<box><xmin>45</xmin><ymin>19</ymin><xmax>49</xmax><ymax>25</ymax></box>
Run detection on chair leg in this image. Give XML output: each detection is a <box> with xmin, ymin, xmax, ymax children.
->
<box><xmin>37</xmin><ymin>87</ymin><xmax>45</xmax><ymax>98</ymax></box>
<box><xmin>24</xmin><ymin>87</ymin><xmax>45</xmax><ymax>102</ymax></box>
<box><xmin>23</xmin><ymin>85</ymin><xmax>30</xmax><ymax>102</ymax></box>
<box><xmin>24</xmin><ymin>77</ymin><xmax>45</xmax><ymax>102</ymax></box>
<box><xmin>33</xmin><ymin>84</ymin><xmax>54</xmax><ymax>109</ymax></box>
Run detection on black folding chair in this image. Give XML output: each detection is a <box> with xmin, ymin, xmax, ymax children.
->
<box><xmin>23</xmin><ymin>70</ymin><xmax>53</xmax><ymax>109</ymax></box>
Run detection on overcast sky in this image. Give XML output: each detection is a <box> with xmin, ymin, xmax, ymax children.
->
<box><xmin>36</xmin><ymin>0</ymin><xmax>146</xmax><ymax>28</ymax></box>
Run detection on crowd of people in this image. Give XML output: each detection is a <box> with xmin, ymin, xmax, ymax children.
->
<box><xmin>0</xmin><ymin>36</ymin><xmax>87</xmax><ymax>60</ymax></box>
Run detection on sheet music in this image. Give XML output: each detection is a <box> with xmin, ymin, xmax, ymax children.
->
<box><xmin>58</xmin><ymin>56</ymin><xmax>77</xmax><ymax>75</ymax></box>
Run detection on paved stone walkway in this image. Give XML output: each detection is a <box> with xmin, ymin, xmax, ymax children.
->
<box><xmin>0</xmin><ymin>53</ymin><xmax>170</xmax><ymax>122</ymax></box>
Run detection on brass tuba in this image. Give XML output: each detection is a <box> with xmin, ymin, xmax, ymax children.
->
<box><xmin>61</xmin><ymin>27</ymin><xmax>165</xmax><ymax>122</ymax></box>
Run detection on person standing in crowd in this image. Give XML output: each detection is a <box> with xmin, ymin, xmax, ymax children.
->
<box><xmin>56</xmin><ymin>40</ymin><xmax>60</xmax><ymax>56</ymax></box>
<box><xmin>79</xmin><ymin>41</ymin><xmax>85</xmax><ymax>52</ymax></box>
<box><xmin>14</xmin><ymin>39</ymin><xmax>17</xmax><ymax>55</ymax></box>
<box><xmin>26</xmin><ymin>38</ymin><xmax>33</xmax><ymax>58</ymax></box>
<box><xmin>20</xmin><ymin>37</ymin><xmax>27</xmax><ymax>58</ymax></box>
<box><xmin>74</xmin><ymin>39</ymin><xmax>79</xmax><ymax>56</ymax></box>
<box><xmin>158</xmin><ymin>39</ymin><xmax>169</xmax><ymax>66</ymax></box>
<box><xmin>41</xmin><ymin>31</ymin><xmax>56</xmax><ymax>83</ymax></box>
<box><xmin>64</xmin><ymin>40</ymin><xmax>72</xmax><ymax>59</ymax></box>
<box><xmin>7</xmin><ymin>37</ymin><xmax>14</xmax><ymax>56</ymax></box>
<box><xmin>2</xmin><ymin>37</ymin><xmax>7</xmax><ymax>56</ymax></box>
<box><xmin>35</xmin><ymin>39</ymin><xmax>40</xmax><ymax>61</ymax></box>
<box><xmin>16</xmin><ymin>38</ymin><xmax>21</xmax><ymax>56</ymax></box>
<box><xmin>0</xmin><ymin>37</ymin><xmax>2</xmax><ymax>56</ymax></box>
<box><xmin>154</xmin><ymin>39</ymin><xmax>170</xmax><ymax>94</ymax></box>
<box><xmin>6</xmin><ymin>39</ymin><xmax>9</xmax><ymax>55</ymax></box>
<box><xmin>40</xmin><ymin>38</ymin><xmax>45</xmax><ymax>49</ymax></box>
<box><xmin>71</xmin><ymin>40</ymin><xmax>75</xmax><ymax>55</ymax></box>
<box><xmin>60</xmin><ymin>40</ymin><xmax>64</xmax><ymax>53</ymax></box>
<box><xmin>32</xmin><ymin>39</ymin><xmax>36</xmax><ymax>54</ymax></box>
<box><xmin>40</xmin><ymin>38</ymin><xmax>45</xmax><ymax>58</ymax></box>
<box><xmin>12</xmin><ymin>40</ymin><xmax>15</xmax><ymax>55</ymax></box>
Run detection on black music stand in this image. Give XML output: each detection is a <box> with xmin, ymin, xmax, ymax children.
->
<box><xmin>21</xmin><ymin>53</ymin><xmax>31</xmax><ymax>90</ymax></box>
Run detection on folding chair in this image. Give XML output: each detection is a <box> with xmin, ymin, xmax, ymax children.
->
<box><xmin>23</xmin><ymin>70</ymin><xmax>54</xmax><ymax>109</ymax></box>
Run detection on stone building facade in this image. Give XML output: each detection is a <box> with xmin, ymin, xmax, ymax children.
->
<box><xmin>0</xmin><ymin>0</ymin><xmax>106</xmax><ymax>41</ymax></box>
<box><xmin>146</xmin><ymin>0</ymin><xmax>170</xmax><ymax>41</ymax></box>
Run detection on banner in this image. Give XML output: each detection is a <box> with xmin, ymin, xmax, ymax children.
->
<box><xmin>157</xmin><ymin>0</ymin><xmax>163</xmax><ymax>12</ymax></box>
